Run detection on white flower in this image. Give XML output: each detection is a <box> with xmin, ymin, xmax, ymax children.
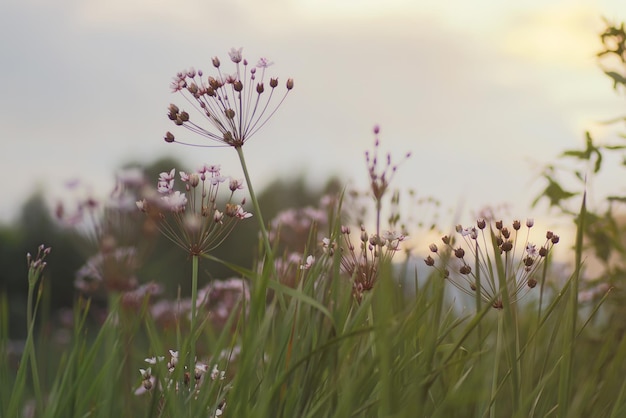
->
<box><xmin>229</xmin><ymin>177</ymin><xmax>244</xmax><ymax>191</ymax></box>
<box><xmin>526</xmin><ymin>243</ymin><xmax>538</xmax><ymax>257</ymax></box>
<box><xmin>300</xmin><ymin>255</ymin><xmax>315</xmax><ymax>270</ymax></box>
<box><xmin>157</xmin><ymin>179</ymin><xmax>174</xmax><ymax>194</ymax></box>
<box><xmin>228</xmin><ymin>47</ymin><xmax>243</xmax><ymax>63</ymax></box>
<box><xmin>139</xmin><ymin>367</ymin><xmax>152</xmax><ymax>379</ymax></box>
<box><xmin>210</xmin><ymin>364</ymin><xmax>225</xmax><ymax>381</ymax></box>
<box><xmin>159</xmin><ymin>169</ymin><xmax>176</xmax><ymax>182</ymax></box>
<box><xmin>200</xmin><ymin>164</ymin><xmax>221</xmax><ymax>174</ymax></box>
<box><xmin>161</xmin><ymin>191</ymin><xmax>187</xmax><ymax>212</ymax></box>
<box><xmin>167</xmin><ymin>350</ymin><xmax>178</xmax><ymax>372</ymax></box>
<box><xmin>233</xmin><ymin>205</ymin><xmax>252</xmax><ymax>219</ymax></box>
<box><xmin>256</xmin><ymin>57</ymin><xmax>273</xmax><ymax>68</ymax></box>
<box><xmin>194</xmin><ymin>362</ymin><xmax>209</xmax><ymax>379</ymax></box>
<box><xmin>461</xmin><ymin>227</ymin><xmax>477</xmax><ymax>239</ymax></box>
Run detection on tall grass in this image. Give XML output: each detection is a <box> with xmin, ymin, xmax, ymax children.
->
<box><xmin>1</xmin><ymin>190</ymin><xmax>622</xmax><ymax>417</ymax></box>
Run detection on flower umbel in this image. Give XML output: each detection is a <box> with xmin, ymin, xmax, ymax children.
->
<box><xmin>326</xmin><ymin>224</ymin><xmax>407</xmax><ymax>302</ymax></box>
<box><xmin>137</xmin><ymin>165</ymin><xmax>252</xmax><ymax>256</ymax></box>
<box><xmin>165</xmin><ymin>48</ymin><xmax>293</xmax><ymax>148</ymax></box>
<box><xmin>425</xmin><ymin>219</ymin><xmax>559</xmax><ymax>309</ymax></box>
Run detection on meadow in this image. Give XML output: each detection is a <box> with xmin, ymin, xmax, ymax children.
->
<box><xmin>1</xmin><ymin>22</ymin><xmax>626</xmax><ymax>418</ymax></box>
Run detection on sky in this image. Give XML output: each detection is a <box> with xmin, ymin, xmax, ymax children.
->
<box><xmin>2</xmin><ymin>0</ymin><xmax>626</xmax><ymax>250</ymax></box>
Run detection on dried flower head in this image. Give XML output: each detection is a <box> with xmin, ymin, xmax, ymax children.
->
<box><xmin>426</xmin><ymin>219</ymin><xmax>558</xmax><ymax>309</ymax></box>
<box><xmin>166</xmin><ymin>48</ymin><xmax>293</xmax><ymax>148</ymax></box>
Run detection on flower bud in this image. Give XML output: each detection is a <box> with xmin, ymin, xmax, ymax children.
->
<box><xmin>286</xmin><ymin>78</ymin><xmax>294</xmax><ymax>90</ymax></box>
<box><xmin>212</xmin><ymin>56</ymin><xmax>221</xmax><ymax>68</ymax></box>
<box><xmin>164</xmin><ymin>132</ymin><xmax>175</xmax><ymax>143</ymax></box>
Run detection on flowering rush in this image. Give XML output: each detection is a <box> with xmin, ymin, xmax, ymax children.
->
<box><xmin>165</xmin><ymin>47</ymin><xmax>294</xmax><ymax>148</ymax></box>
<box><xmin>136</xmin><ymin>164</ymin><xmax>251</xmax><ymax>256</ymax></box>
<box><xmin>425</xmin><ymin>219</ymin><xmax>559</xmax><ymax>309</ymax></box>
<box><xmin>323</xmin><ymin>225</ymin><xmax>407</xmax><ymax>302</ymax></box>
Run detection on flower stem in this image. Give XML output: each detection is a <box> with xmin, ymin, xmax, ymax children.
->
<box><xmin>189</xmin><ymin>254</ymin><xmax>199</xmax><ymax>385</ymax></box>
<box><xmin>235</xmin><ymin>146</ymin><xmax>272</xmax><ymax>258</ymax></box>
<box><xmin>25</xmin><ymin>272</ymin><xmax>43</xmax><ymax>413</ymax></box>
<box><xmin>235</xmin><ymin>146</ymin><xmax>274</xmax><ymax>318</ymax></box>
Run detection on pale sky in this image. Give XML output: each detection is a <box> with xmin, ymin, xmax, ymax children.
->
<box><xmin>2</xmin><ymin>0</ymin><xmax>625</xmax><ymax>247</ymax></box>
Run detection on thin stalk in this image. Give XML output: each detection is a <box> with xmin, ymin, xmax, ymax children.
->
<box><xmin>558</xmin><ymin>191</ymin><xmax>585</xmax><ymax>418</ymax></box>
<box><xmin>26</xmin><ymin>273</ymin><xmax>44</xmax><ymax>414</ymax></box>
<box><xmin>235</xmin><ymin>145</ymin><xmax>272</xmax><ymax>259</ymax></box>
<box><xmin>489</xmin><ymin>312</ymin><xmax>504</xmax><ymax>418</ymax></box>
<box><xmin>235</xmin><ymin>145</ymin><xmax>274</xmax><ymax>320</ymax></box>
<box><xmin>189</xmin><ymin>254</ymin><xmax>199</xmax><ymax>387</ymax></box>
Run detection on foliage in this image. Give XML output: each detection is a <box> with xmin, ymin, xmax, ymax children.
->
<box><xmin>532</xmin><ymin>18</ymin><xmax>626</xmax><ymax>332</ymax></box>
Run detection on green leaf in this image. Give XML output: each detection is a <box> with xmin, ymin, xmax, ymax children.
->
<box><xmin>604</xmin><ymin>71</ymin><xmax>626</xmax><ymax>89</ymax></box>
<box><xmin>532</xmin><ymin>176</ymin><xmax>578</xmax><ymax>208</ymax></box>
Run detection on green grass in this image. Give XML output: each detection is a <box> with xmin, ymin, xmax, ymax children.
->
<box><xmin>1</xmin><ymin>209</ymin><xmax>621</xmax><ymax>417</ymax></box>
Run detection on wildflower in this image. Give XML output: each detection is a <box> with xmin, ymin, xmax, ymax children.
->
<box><xmin>74</xmin><ymin>247</ymin><xmax>139</xmax><ymax>293</ymax></box>
<box><xmin>228</xmin><ymin>47</ymin><xmax>243</xmax><ymax>63</ymax></box>
<box><xmin>425</xmin><ymin>219</ymin><xmax>559</xmax><ymax>309</ymax></box>
<box><xmin>365</xmin><ymin>125</ymin><xmax>411</xmax><ymax>218</ymax></box>
<box><xmin>135</xmin><ymin>349</ymin><xmax>230</xmax><ymax>403</ymax></box>
<box><xmin>197</xmin><ymin>278</ymin><xmax>250</xmax><ymax>330</ymax></box>
<box><xmin>27</xmin><ymin>245</ymin><xmax>51</xmax><ymax>287</ymax></box>
<box><xmin>165</xmin><ymin>48</ymin><xmax>293</xmax><ymax>148</ymax></box>
<box><xmin>137</xmin><ymin>165</ymin><xmax>252</xmax><ymax>256</ymax></box>
<box><xmin>195</xmin><ymin>362</ymin><xmax>209</xmax><ymax>380</ymax></box>
<box><xmin>167</xmin><ymin>350</ymin><xmax>178</xmax><ymax>372</ymax></box>
<box><xmin>211</xmin><ymin>364</ymin><xmax>226</xmax><ymax>381</ymax></box>
<box><xmin>336</xmin><ymin>224</ymin><xmax>407</xmax><ymax>302</ymax></box>
<box><xmin>300</xmin><ymin>255</ymin><xmax>315</xmax><ymax>270</ymax></box>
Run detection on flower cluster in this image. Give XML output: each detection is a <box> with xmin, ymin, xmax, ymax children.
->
<box><xmin>165</xmin><ymin>47</ymin><xmax>293</xmax><ymax>148</ymax></box>
<box><xmin>323</xmin><ymin>225</ymin><xmax>407</xmax><ymax>302</ymax></box>
<box><xmin>136</xmin><ymin>350</ymin><xmax>227</xmax><ymax>416</ymax></box>
<box><xmin>56</xmin><ymin>170</ymin><xmax>154</xmax><ymax>297</ymax></box>
<box><xmin>366</xmin><ymin>125</ymin><xmax>411</xmax><ymax>212</ymax></box>
<box><xmin>136</xmin><ymin>165</ymin><xmax>251</xmax><ymax>256</ymax></box>
<box><xmin>425</xmin><ymin>219</ymin><xmax>559</xmax><ymax>309</ymax></box>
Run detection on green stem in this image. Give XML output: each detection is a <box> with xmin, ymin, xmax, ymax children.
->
<box><xmin>490</xmin><ymin>311</ymin><xmax>503</xmax><ymax>418</ymax></box>
<box><xmin>190</xmin><ymin>254</ymin><xmax>199</xmax><ymax>384</ymax></box>
<box><xmin>558</xmin><ymin>191</ymin><xmax>585</xmax><ymax>418</ymax></box>
<box><xmin>26</xmin><ymin>275</ymin><xmax>43</xmax><ymax>414</ymax></box>
<box><xmin>235</xmin><ymin>146</ymin><xmax>274</xmax><ymax>320</ymax></box>
<box><xmin>235</xmin><ymin>146</ymin><xmax>272</xmax><ymax>259</ymax></box>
